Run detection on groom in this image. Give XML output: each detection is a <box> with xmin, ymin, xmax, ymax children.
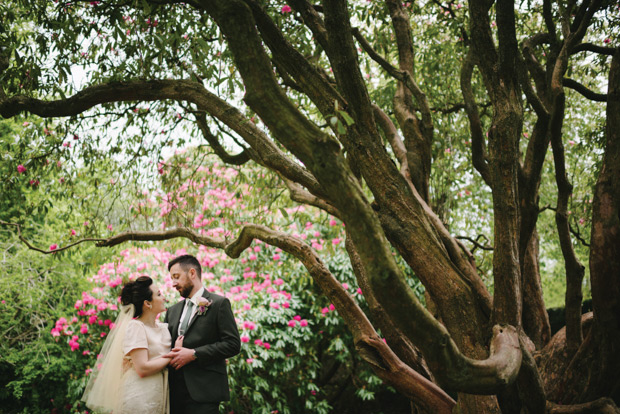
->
<box><xmin>164</xmin><ymin>254</ymin><xmax>241</xmax><ymax>414</ymax></box>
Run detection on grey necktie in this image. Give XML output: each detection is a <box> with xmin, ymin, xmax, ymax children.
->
<box><xmin>179</xmin><ymin>301</ymin><xmax>194</xmax><ymax>335</ymax></box>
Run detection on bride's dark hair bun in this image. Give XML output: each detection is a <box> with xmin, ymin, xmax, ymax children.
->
<box><xmin>120</xmin><ymin>276</ymin><xmax>153</xmax><ymax>318</ymax></box>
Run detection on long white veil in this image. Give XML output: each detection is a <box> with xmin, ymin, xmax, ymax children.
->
<box><xmin>81</xmin><ymin>303</ymin><xmax>135</xmax><ymax>413</ymax></box>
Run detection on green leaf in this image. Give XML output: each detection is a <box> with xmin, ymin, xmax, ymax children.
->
<box><xmin>336</xmin><ymin>120</ymin><xmax>346</xmax><ymax>135</ymax></box>
<box><xmin>337</xmin><ymin>110</ymin><xmax>355</xmax><ymax>126</ymax></box>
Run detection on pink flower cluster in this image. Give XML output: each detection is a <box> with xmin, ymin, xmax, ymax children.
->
<box><xmin>287</xmin><ymin>315</ymin><xmax>308</xmax><ymax>327</ymax></box>
<box><xmin>321</xmin><ymin>304</ymin><xmax>336</xmax><ymax>315</ymax></box>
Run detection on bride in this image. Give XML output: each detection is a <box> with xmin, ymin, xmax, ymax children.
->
<box><xmin>82</xmin><ymin>276</ymin><xmax>179</xmax><ymax>413</ymax></box>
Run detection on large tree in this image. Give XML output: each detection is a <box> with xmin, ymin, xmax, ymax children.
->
<box><xmin>1</xmin><ymin>0</ymin><xmax>619</xmax><ymax>412</ymax></box>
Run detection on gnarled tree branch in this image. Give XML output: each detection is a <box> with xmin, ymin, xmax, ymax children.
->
<box><xmin>562</xmin><ymin>78</ymin><xmax>607</xmax><ymax>102</ymax></box>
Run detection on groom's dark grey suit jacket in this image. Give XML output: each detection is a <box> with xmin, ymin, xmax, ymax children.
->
<box><xmin>164</xmin><ymin>290</ymin><xmax>240</xmax><ymax>403</ymax></box>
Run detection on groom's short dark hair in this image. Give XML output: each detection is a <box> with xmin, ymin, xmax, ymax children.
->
<box><xmin>168</xmin><ymin>254</ymin><xmax>202</xmax><ymax>278</ymax></box>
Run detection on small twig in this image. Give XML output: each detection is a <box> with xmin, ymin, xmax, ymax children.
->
<box><xmin>455</xmin><ymin>234</ymin><xmax>493</xmax><ymax>251</ymax></box>
<box><xmin>537</xmin><ymin>205</ymin><xmax>590</xmax><ymax>247</ymax></box>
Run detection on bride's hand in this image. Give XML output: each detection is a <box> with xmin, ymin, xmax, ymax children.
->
<box><xmin>175</xmin><ymin>335</ymin><xmax>184</xmax><ymax>349</ymax></box>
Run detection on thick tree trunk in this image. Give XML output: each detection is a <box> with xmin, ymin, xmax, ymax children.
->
<box><xmin>539</xmin><ymin>48</ymin><xmax>620</xmax><ymax>407</ymax></box>
<box><xmin>587</xmin><ymin>48</ymin><xmax>620</xmax><ymax>404</ymax></box>
<box><xmin>522</xmin><ymin>231</ymin><xmax>551</xmax><ymax>349</ymax></box>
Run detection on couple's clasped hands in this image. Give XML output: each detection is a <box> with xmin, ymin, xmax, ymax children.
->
<box><xmin>164</xmin><ymin>335</ymin><xmax>196</xmax><ymax>370</ymax></box>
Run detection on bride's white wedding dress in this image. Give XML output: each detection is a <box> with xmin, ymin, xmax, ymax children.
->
<box><xmin>82</xmin><ymin>305</ymin><xmax>171</xmax><ymax>414</ymax></box>
<box><xmin>121</xmin><ymin>320</ymin><xmax>172</xmax><ymax>414</ymax></box>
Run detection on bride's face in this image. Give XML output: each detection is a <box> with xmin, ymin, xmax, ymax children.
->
<box><xmin>148</xmin><ymin>284</ymin><xmax>167</xmax><ymax>314</ymax></box>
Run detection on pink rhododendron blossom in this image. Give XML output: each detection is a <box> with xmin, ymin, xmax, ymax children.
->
<box><xmin>17</xmin><ymin>165</ymin><xmax>27</xmax><ymax>173</ymax></box>
<box><xmin>107</xmin><ymin>224</ymin><xmax>113</xmax><ymax>231</ymax></box>
<box><xmin>293</xmin><ymin>315</ymin><xmax>301</xmax><ymax>321</ymax></box>
<box><xmin>240</xmin><ymin>335</ymin><xmax>250</xmax><ymax>343</ymax></box>
<box><xmin>329</xmin><ymin>219</ymin><xmax>337</xmax><ymax>226</ymax></box>
<box><xmin>70</xmin><ymin>229</ymin><xmax>76</xmax><ymax>236</ymax></box>
<box><xmin>263</xmin><ymin>342</ymin><xmax>271</xmax><ymax>349</ymax></box>
<box><xmin>342</xmin><ymin>283</ymin><xmax>349</xmax><ymax>290</ymax></box>
<box><xmin>22</xmin><ymin>121</ymin><xmax>30</xmax><ymax>127</ymax></box>
<box><xmin>321</xmin><ymin>307</ymin><xmax>329</xmax><ymax>314</ymax></box>
<box><xmin>300</xmin><ymin>319</ymin><xmax>308</xmax><ymax>327</ymax></box>
<box><xmin>357</xmin><ymin>288</ymin><xmax>363</xmax><ymax>295</ymax></box>
<box><xmin>254</xmin><ymin>339</ymin><xmax>263</xmax><ymax>346</ymax></box>
<box><xmin>246</xmin><ymin>358</ymin><xmax>254</xmax><ymax>364</ymax></box>
<box><xmin>84</xmin><ymin>221</ymin><xmax>89</xmax><ymax>226</ymax></box>
<box><xmin>49</xmin><ymin>244</ymin><xmax>58</xmax><ymax>251</ymax></box>
<box><xmin>281</xmin><ymin>5</ymin><xmax>292</xmax><ymax>13</ymax></box>
<box><xmin>243</xmin><ymin>321</ymin><xmax>256</xmax><ymax>330</ymax></box>
<box><xmin>329</xmin><ymin>304</ymin><xmax>335</xmax><ymax>311</ymax></box>
<box><xmin>332</xmin><ymin>238</ymin><xmax>341</xmax><ymax>245</ymax></box>
<box><xmin>288</xmin><ymin>320</ymin><xmax>297</xmax><ymax>327</ymax></box>
<box><xmin>272</xmin><ymin>254</ymin><xmax>280</xmax><ymax>261</ymax></box>
<box><xmin>270</xmin><ymin>302</ymin><xmax>280</xmax><ymax>309</ymax></box>
<box><xmin>80</xmin><ymin>324</ymin><xmax>89</xmax><ymax>334</ymax></box>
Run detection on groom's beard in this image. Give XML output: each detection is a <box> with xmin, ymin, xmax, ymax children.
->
<box><xmin>178</xmin><ymin>283</ymin><xmax>193</xmax><ymax>298</ymax></box>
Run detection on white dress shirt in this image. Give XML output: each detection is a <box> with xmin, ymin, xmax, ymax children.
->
<box><xmin>177</xmin><ymin>287</ymin><xmax>205</xmax><ymax>336</ymax></box>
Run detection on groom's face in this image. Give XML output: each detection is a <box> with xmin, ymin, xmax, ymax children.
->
<box><xmin>170</xmin><ymin>263</ymin><xmax>194</xmax><ymax>298</ymax></box>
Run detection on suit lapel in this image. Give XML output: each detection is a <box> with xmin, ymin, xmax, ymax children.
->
<box><xmin>168</xmin><ymin>300</ymin><xmax>185</xmax><ymax>338</ymax></box>
<box><xmin>185</xmin><ymin>290</ymin><xmax>212</xmax><ymax>334</ymax></box>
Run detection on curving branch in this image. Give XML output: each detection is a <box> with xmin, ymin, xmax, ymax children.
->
<box><xmin>194</xmin><ymin>113</ymin><xmax>252</xmax><ymax>165</ymax></box>
<box><xmin>105</xmin><ymin>225</ymin><xmax>520</xmax><ymax>394</ymax></box>
<box><xmin>562</xmin><ymin>78</ymin><xmax>607</xmax><ymax>102</ymax></box>
<box><xmin>0</xmin><ymin>220</ymin><xmax>105</xmax><ymax>254</ymax></box>
<box><xmin>522</xmin><ymin>33</ymin><xmax>553</xmax><ymax>103</ymax></box>
<box><xmin>102</xmin><ymin>222</ymin><xmax>457</xmax><ymax>412</ymax></box>
<box><xmin>456</xmin><ymin>235</ymin><xmax>494</xmax><ymax>252</ymax></box>
<box><xmin>97</xmin><ymin>227</ymin><xmax>228</xmax><ymax>249</ymax></box>
<box><xmin>0</xmin><ymin>79</ymin><xmax>197</xmax><ymax>119</ymax></box>
<box><xmin>571</xmin><ymin>42</ymin><xmax>616</xmax><ymax>56</ymax></box>
<box><xmin>460</xmin><ymin>48</ymin><xmax>491</xmax><ymax>187</ymax></box>
<box><xmin>0</xmin><ymin>77</ymin><xmax>327</xmax><ymax>201</ymax></box>
<box><xmin>547</xmin><ymin>0</ymin><xmax>602</xmax><ymax>358</ymax></box>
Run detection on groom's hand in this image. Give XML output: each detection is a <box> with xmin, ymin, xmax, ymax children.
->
<box><xmin>164</xmin><ymin>347</ymin><xmax>197</xmax><ymax>370</ymax></box>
